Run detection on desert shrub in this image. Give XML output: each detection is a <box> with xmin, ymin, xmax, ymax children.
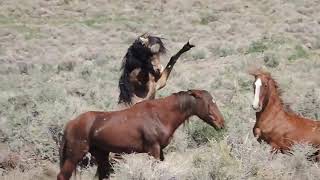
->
<box><xmin>164</xmin><ymin>127</ymin><xmax>192</xmax><ymax>153</ymax></box>
<box><xmin>187</xmin><ymin>119</ymin><xmax>225</xmax><ymax>145</ymax></box>
<box><xmin>112</xmin><ymin>153</ymin><xmax>193</xmax><ymax>180</ymax></box>
<box><xmin>190</xmin><ymin>49</ymin><xmax>207</xmax><ymax>60</ymax></box>
<box><xmin>246</xmin><ymin>40</ymin><xmax>268</xmax><ymax>54</ymax></box>
<box><xmin>57</xmin><ymin>61</ymin><xmax>76</xmax><ymax>73</ymax></box>
<box><xmin>200</xmin><ymin>13</ymin><xmax>218</xmax><ymax>25</ymax></box>
<box><xmin>210</xmin><ymin>47</ymin><xmax>236</xmax><ymax>57</ymax></box>
<box><xmin>288</xmin><ymin>45</ymin><xmax>309</xmax><ymax>61</ymax></box>
<box><xmin>264</xmin><ymin>53</ymin><xmax>279</xmax><ymax>68</ymax></box>
<box><xmin>297</xmin><ymin>88</ymin><xmax>320</xmax><ymax>120</ymax></box>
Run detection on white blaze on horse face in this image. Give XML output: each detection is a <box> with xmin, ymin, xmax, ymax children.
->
<box><xmin>252</xmin><ymin>78</ymin><xmax>262</xmax><ymax>109</ymax></box>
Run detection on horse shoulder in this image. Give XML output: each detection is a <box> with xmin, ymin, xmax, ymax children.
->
<box><xmin>140</xmin><ymin>109</ymin><xmax>169</xmax><ymax>145</ymax></box>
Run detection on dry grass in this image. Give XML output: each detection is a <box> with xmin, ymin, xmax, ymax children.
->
<box><xmin>1</xmin><ymin>0</ymin><xmax>320</xmax><ymax>179</ymax></box>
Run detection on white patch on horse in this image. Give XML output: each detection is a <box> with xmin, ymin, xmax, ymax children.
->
<box><xmin>252</xmin><ymin>78</ymin><xmax>262</xmax><ymax>109</ymax></box>
<box><xmin>159</xmin><ymin>64</ymin><xmax>164</xmax><ymax>73</ymax></box>
<box><xmin>94</xmin><ymin>126</ymin><xmax>105</xmax><ymax>136</ymax></box>
<box><xmin>139</xmin><ymin>36</ymin><xmax>148</xmax><ymax>45</ymax></box>
<box><xmin>150</xmin><ymin>44</ymin><xmax>160</xmax><ymax>53</ymax></box>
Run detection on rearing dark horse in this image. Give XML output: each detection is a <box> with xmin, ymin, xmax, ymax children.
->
<box><xmin>57</xmin><ymin>89</ymin><xmax>225</xmax><ymax>180</ymax></box>
<box><xmin>118</xmin><ymin>33</ymin><xmax>195</xmax><ymax>106</ymax></box>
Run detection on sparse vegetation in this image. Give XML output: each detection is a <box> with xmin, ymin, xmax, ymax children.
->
<box><xmin>1</xmin><ymin>0</ymin><xmax>320</xmax><ymax>179</ymax></box>
<box><xmin>246</xmin><ymin>40</ymin><xmax>268</xmax><ymax>54</ymax></box>
<box><xmin>190</xmin><ymin>49</ymin><xmax>207</xmax><ymax>60</ymax></box>
<box><xmin>264</xmin><ymin>53</ymin><xmax>279</xmax><ymax>68</ymax></box>
<box><xmin>200</xmin><ymin>13</ymin><xmax>219</xmax><ymax>25</ymax></box>
<box><xmin>288</xmin><ymin>45</ymin><xmax>309</xmax><ymax>62</ymax></box>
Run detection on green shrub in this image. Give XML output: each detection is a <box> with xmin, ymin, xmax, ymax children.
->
<box><xmin>264</xmin><ymin>53</ymin><xmax>279</xmax><ymax>68</ymax></box>
<box><xmin>246</xmin><ymin>40</ymin><xmax>268</xmax><ymax>54</ymax></box>
<box><xmin>288</xmin><ymin>45</ymin><xmax>309</xmax><ymax>61</ymax></box>
<box><xmin>187</xmin><ymin>119</ymin><xmax>225</xmax><ymax>145</ymax></box>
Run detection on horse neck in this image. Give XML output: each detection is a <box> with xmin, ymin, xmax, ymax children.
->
<box><xmin>256</xmin><ymin>84</ymin><xmax>285</xmax><ymax>123</ymax></box>
<box><xmin>164</xmin><ymin>94</ymin><xmax>195</xmax><ymax>132</ymax></box>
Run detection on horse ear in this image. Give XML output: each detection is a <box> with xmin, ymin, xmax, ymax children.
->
<box><xmin>139</xmin><ymin>36</ymin><xmax>148</xmax><ymax>45</ymax></box>
<box><xmin>139</xmin><ymin>33</ymin><xmax>149</xmax><ymax>45</ymax></box>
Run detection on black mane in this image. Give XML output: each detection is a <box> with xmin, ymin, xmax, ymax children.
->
<box><xmin>118</xmin><ymin>35</ymin><xmax>166</xmax><ymax>105</ymax></box>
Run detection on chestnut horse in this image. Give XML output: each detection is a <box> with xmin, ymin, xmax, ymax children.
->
<box><xmin>250</xmin><ymin>69</ymin><xmax>320</xmax><ymax>157</ymax></box>
<box><xmin>118</xmin><ymin>33</ymin><xmax>194</xmax><ymax>106</ymax></box>
<box><xmin>57</xmin><ymin>89</ymin><xmax>225</xmax><ymax>180</ymax></box>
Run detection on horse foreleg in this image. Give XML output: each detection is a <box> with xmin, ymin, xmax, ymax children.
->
<box><xmin>143</xmin><ymin>80</ymin><xmax>156</xmax><ymax>100</ymax></box>
<box><xmin>253</xmin><ymin>127</ymin><xmax>262</xmax><ymax>143</ymax></box>
<box><xmin>311</xmin><ymin>151</ymin><xmax>320</xmax><ymax>162</ymax></box>
<box><xmin>156</xmin><ymin>41</ymin><xmax>194</xmax><ymax>90</ymax></box>
<box><xmin>92</xmin><ymin>150</ymin><xmax>111</xmax><ymax>180</ymax></box>
<box><xmin>160</xmin><ymin>149</ymin><xmax>164</xmax><ymax>161</ymax></box>
<box><xmin>156</xmin><ymin>70</ymin><xmax>169</xmax><ymax>90</ymax></box>
<box><xmin>147</xmin><ymin>144</ymin><xmax>161</xmax><ymax>160</ymax></box>
<box><xmin>268</xmin><ymin>142</ymin><xmax>282</xmax><ymax>160</ymax></box>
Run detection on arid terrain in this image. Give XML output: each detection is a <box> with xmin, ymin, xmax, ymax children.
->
<box><xmin>0</xmin><ymin>0</ymin><xmax>320</xmax><ymax>179</ymax></box>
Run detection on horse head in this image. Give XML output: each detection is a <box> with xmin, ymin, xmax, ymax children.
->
<box><xmin>137</xmin><ymin>33</ymin><xmax>166</xmax><ymax>75</ymax></box>
<box><xmin>187</xmin><ymin>89</ymin><xmax>225</xmax><ymax>129</ymax></box>
<box><xmin>249</xmin><ymin>68</ymin><xmax>273</xmax><ymax>112</ymax></box>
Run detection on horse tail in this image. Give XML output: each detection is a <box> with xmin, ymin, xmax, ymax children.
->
<box><xmin>59</xmin><ymin>131</ymin><xmax>67</xmax><ymax>168</ymax></box>
<box><xmin>59</xmin><ymin>129</ymin><xmax>79</xmax><ymax>179</ymax></box>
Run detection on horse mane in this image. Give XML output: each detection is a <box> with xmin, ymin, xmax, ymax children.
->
<box><xmin>249</xmin><ymin>68</ymin><xmax>295</xmax><ymax>113</ymax></box>
<box><xmin>172</xmin><ymin>91</ymin><xmax>195</xmax><ymax>126</ymax></box>
<box><xmin>118</xmin><ymin>35</ymin><xmax>166</xmax><ymax>105</ymax></box>
<box><xmin>174</xmin><ymin>91</ymin><xmax>197</xmax><ymax>125</ymax></box>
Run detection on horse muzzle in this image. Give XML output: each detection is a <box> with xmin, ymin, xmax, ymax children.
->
<box><xmin>210</xmin><ymin>115</ymin><xmax>225</xmax><ymax>130</ymax></box>
<box><xmin>252</xmin><ymin>104</ymin><xmax>262</xmax><ymax>112</ymax></box>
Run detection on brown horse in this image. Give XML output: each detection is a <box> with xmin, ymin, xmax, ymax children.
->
<box><xmin>57</xmin><ymin>89</ymin><xmax>225</xmax><ymax>180</ymax></box>
<box><xmin>118</xmin><ymin>33</ymin><xmax>194</xmax><ymax>106</ymax></box>
<box><xmin>249</xmin><ymin>69</ymin><xmax>320</xmax><ymax>156</ymax></box>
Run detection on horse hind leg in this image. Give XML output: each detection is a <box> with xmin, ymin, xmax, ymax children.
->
<box><xmin>57</xmin><ymin>159</ymin><xmax>78</xmax><ymax>180</ymax></box>
<box><xmin>57</xmin><ymin>143</ymin><xmax>90</xmax><ymax>180</ymax></box>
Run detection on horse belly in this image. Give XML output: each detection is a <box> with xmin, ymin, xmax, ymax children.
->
<box><xmin>92</xmin><ymin>125</ymin><xmax>144</xmax><ymax>153</ymax></box>
<box><xmin>287</xmin><ymin>129</ymin><xmax>320</xmax><ymax>147</ymax></box>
